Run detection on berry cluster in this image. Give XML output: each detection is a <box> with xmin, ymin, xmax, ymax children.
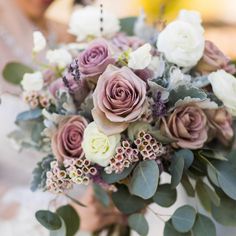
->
<box><xmin>135</xmin><ymin>131</ymin><xmax>166</xmax><ymax>160</ymax></box>
<box><xmin>46</xmin><ymin>161</ymin><xmax>73</xmax><ymax>194</ymax></box>
<box><xmin>23</xmin><ymin>91</ymin><xmax>50</xmax><ymax>109</ymax></box>
<box><xmin>46</xmin><ymin>158</ymin><xmax>97</xmax><ymax>194</ymax></box>
<box><xmin>64</xmin><ymin>158</ymin><xmax>97</xmax><ymax>185</ymax></box>
<box><xmin>105</xmin><ymin>140</ymin><xmax>139</xmax><ymax>174</ymax></box>
<box><xmin>105</xmin><ymin>131</ymin><xmax>167</xmax><ymax>174</ymax></box>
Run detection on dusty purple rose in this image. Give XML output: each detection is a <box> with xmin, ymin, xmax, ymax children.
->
<box><xmin>111</xmin><ymin>33</ymin><xmax>144</xmax><ymax>51</ymax></box>
<box><xmin>49</xmin><ymin>73</ymin><xmax>81</xmax><ymax>97</ymax></box>
<box><xmin>134</xmin><ymin>68</ymin><xmax>154</xmax><ymax>82</ymax></box>
<box><xmin>79</xmin><ymin>39</ymin><xmax>115</xmax><ymax>82</ymax></box>
<box><xmin>160</xmin><ymin>104</ymin><xmax>208</xmax><ymax>149</ymax></box>
<box><xmin>196</xmin><ymin>40</ymin><xmax>236</xmax><ymax>75</ymax></box>
<box><xmin>52</xmin><ymin>116</ymin><xmax>88</xmax><ymax>163</ymax></box>
<box><xmin>92</xmin><ymin>65</ymin><xmax>147</xmax><ymax>135</ymax></box>
<box><xmin>49</xmin><ymin>78</ymin><xmax>65</xmax><ymax>97</ymax></box>
<box><xmin>206</xmin><ymin>108</ymin><xmax>234</xmax><ymax>146</ymax></box>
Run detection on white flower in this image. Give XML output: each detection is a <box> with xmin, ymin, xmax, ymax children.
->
<box><xmin>168</xmin><ymin>67</ymin><xmax>191</xmax><ymax>89</ymax></box>
<box><xmin>46</xmin><ymin>49</ymin><xmax>72</xmax><ymax>68</ymax></box>
<box><xmin>68</xmin><ymin>6</ymin><xmax>120</xmax><ymax>42</ymax></box>
<box><xmin>178</xmin><ymin>9</ymin><xmax>204</xmax><ymax>33</ymax></box>
<box><xmin>208</xmin><ymin>70</ymin><xmax>236</xmax><ymax>116</ymax></box>
<box><xmin>128</xmin><ymin>43</ymin><xmax>152</xmax><ymax>70</ymax></box>
<box><xmin>21</xmin><ymin>71</ymin><xmax>43</xmax><ymax>91</ymax></box>
<box><xmin>148</xmin><ymin>56</ymin><xmax>165</xmax><ymax>78</ymax></box>
<box><xmin>157</xmin><ymin>20</ymin><xmax>205</xmax><ymax>68</ymax></box>
<box><xmin>33</xmin><ymin>31</ymin><xmax>46</xmax><ymax>53</ymax></box>
<box><xmin>82</xmin><ymin>122</ymin><xmax>120</xmax><ymax>167</ymax></box>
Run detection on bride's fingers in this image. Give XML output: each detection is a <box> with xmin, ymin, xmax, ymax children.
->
<box><xmin>99</xmin><ymin>213</ymin><xmax>127</xmax><ymax>229</ymax></box>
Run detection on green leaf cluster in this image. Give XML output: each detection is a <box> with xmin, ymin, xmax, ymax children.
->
<box><xmin>36</xmin><ymin>205</ymin><xmax>80</xmax><ymax>236</ymax></box>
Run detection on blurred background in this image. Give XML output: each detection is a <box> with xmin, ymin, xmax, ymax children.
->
<box><xmin>48</xmin><ymin>0</ymin><xmax>236</xmax><ymax>58</ymax></box>
<box><xmin>0</xmin><ymin>0</ymin><xmax>236</xmax><ymax>235</ymax></box>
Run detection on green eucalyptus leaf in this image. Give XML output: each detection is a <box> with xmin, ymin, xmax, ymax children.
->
<box><xmin>129</xmin><ymin>160</ymin><xmax>159</xmax><ymax>199</ymax></box>
<box><xmin>111</xmin><ymin>185</ymin><xmax>146</xmax><ymax>214</ymax></box>
<box><xmin>120</xmin><ymin>17</ymin><xmax>137</xmax><ymax>36</ymax></box>
<box><xmin>227</xmin><ymin>150</ymin><xmax>236</xmax><ymax>163</ymax></box>
<box><xmin>50</xmin><ymin>218</ymin><xmax>66</xmax><ymax>236</ymax></box>
<box><xmin>196</xmin><ymin>180</ymin><xmax>220</xmax><ymax>212</ymax></box>
<box><xmin>56</xmin><ymin>205</ymin><xmax>80</xmax><ymax>236</ymax></box>
<box><xmin>171</xmin><ymin>205</ymin><xmax>196</xmax><ymax>233</ymax></box>
<box><xmin>198</xmin><ymin>180</ymin><xmax>220</xmax><ymax>207</ymax></box>
<box><xmin>192</xmin><ymin>214</ymin><xmax>216</xmax><ymax>236</ymax></box>
<box><xmin>212</xmin><ymin>160</ymin><xmax>236</xmax><ymax>200</ymax></box>
<box><xmin>16</xmin><ymin>108</ymin><xmax>42</xmax><ymax>122</ymax></box>
<box><xmin>164</xmin><ymin>220</ymin><xmax>191</xmax><ymax>236</ymax></box>
<box><xmin>35</xmin><ymin>210</ymin><xmax>62</xmax><ymax>230</ymax></box>
<box><xmin>153</xmin><ymin>184</ymin><xmax>177</xmax><ymax>207</ymax></box>
<box><xmin>212</xmin><ymin>191</ymin><xmax>236</xmax><ymax>226</ymax></box>
<box><xmin>101</xmin><ymin>165</ymin><xmax>134</xmax><ymax>184</ymax></box>
<box><xmin>199</xmin><ymin>149</ymin><xmax>227</xmax><ymax>161</ymax></box>
<box><xmin>181</xmin><ymin>174</ymin><xmax>195</xmax><ymax>197</ymax></box>
<box><xmin>170</xmin><ymin>155</ymin><xmax>185</xmax><ymax>189</ymax></box>
<box><xmin>175</xmin><ymin>149</ymin><xmax>194</xmax><ymax>169</ymax></box>
<box><xmin>207</xmin><ymin>164</ymin><xmax>220</xmax><ymax>187</ymax></box>
<box><xmin>128</xmin><ymin>213</ymin><xmax>149</xmax><ymax>236</ymax></box>
<box><xmin>93</xmin><ymin>184</ymin><xmax>110</xmax><ymax>207</ymax></box>
<box><xmin>3</xmin><ymin>62</ymin><xmax>33</xmax><ymax>84</ymax></box>
<box><xmin>196</xmin><ymin>180</ymin><xmax>210</xmax><ymax>212</ymax></box>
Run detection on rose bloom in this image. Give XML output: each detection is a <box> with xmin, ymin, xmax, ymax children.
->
<box><xmin>111</xmin><ymin>33</ymin><xmax>144</xmax><ymax>51</ymax></box>
<box><xmin>51</xmin><ymin>116</ymin><xmax>88</xmax><ymax>163</ymax></box>
<box><xmin>82</xmin><ymin>122</ymin><xmax>120</xmax><ymax>167</ymax></box>
<box><xmin>92</xmin><ymin>65</ymin><xmax>147</xmax><ymax>135</ymax></box>
<box><xmin>196</xmin><ymin>40</ymin><xmax>236</xmax><ymax>75</ymax></box>
<box><xmin>206</xmin><ymin>108</ymin><xmax>234</xmax><ymax>146</ymax></box>
<box><xmin>160</xmin><ymin>104</ymin><xmax>208</xmax><ymax>149</ymax></box>
<box><xmin>79</xmin><ymin>40</ymin><xmax>115</xmax><ymax>82</ymax></box>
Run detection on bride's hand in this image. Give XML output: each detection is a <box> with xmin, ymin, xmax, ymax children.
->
<box><xmin>72</xmin><ymin>186</ymin><xmax>126</xmax><ymax>232</ymax></box>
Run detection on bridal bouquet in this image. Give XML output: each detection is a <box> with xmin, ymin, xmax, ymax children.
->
<box><xmin>3</xmin><ymin>6</ymin><xmax>236</xmax><ymax>236</ymax></box>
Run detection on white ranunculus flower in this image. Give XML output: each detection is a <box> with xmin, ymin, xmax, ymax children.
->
<box><xmin>82</xmin><ymin>122</ymin><xmax>121</xmax><ymax>167</ymax></box>
<box><xmin>128</xmin><ymin>43</ymin><xmax>152</xmax><ymax>70</ymax></box>
<box><xmin>208</xmin><ymin>70</ymin><xmax>236</xmax><ymax>116</ymax></box>
<box><xmin>46</xmin><ymin>49</ymin><xmax>72</xmax><ymax>68</ymax></box>
<box><xmin>21</xmin><ymin>71</ymin><xmax>43</xmax><ymax>91</ymax></box>
<box><xmin>32</xmin><ymin>31</ymin><xmax>46</xmax><ymax>53</ymax></box>
<box><xmin>178</xmin><ymin>9</ymin><xmax>204</xmax><ymax>33</ymax></box>
<box><xmin>68</xmin><ymin>6</ymin><xmax>120</xmax><ymax>42</ymax></box>
<box><xmin>157</xmin><ymin>20</ymin><xmax>205</xmax><ymax>68</ymax></box>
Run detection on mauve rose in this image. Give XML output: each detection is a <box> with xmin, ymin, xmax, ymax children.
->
<box><xmin>79</xmin><ymin>39</ymin><xmax>115</xmax><ymax>82</ymax></box>
<box><xmin>160</xmin><ymin>104</ymin><xmax>208</xmax><ymax>149</ymax></box>
<box><xmin>49</xmin><ymin>78</ymin><xmax>65</xmax><ymax>97</ymax></box>
<box><xmin>49</xmin><ymin>74</ymin><xmax>81</xmax><ymax>97</ymax></box>
<box><xmin>52</xmin><ymin>116</ymin><xmax>88</xmax><ymax>163</ymax></box>
<box><xmin>92</xmin><ymin>65</ymin><xmax>147</xmax><ymax>135</ymax></box>
<box><xmin>111</xmin><ymin>33</ymin><xmax>144</xmax><ymax>51</ymax></box>
<box><xmin>134</xmin><ymin>68</ymin><xmax>154</xmax><ymax>82</ymax></box>
<box><xmin>206</xmin><ymin>108</ymin><xmax>234</xmax><ymax>146</ymax></box>
<box><xmin>196</xmin><ymin>40</ymin><xmax>236</xmax><ymax>75</ymax></box>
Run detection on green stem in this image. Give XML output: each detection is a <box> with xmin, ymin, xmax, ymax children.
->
<box><xmin>65</xmin><ymin>194</ymin><xmax>87</xmax><ymax>208</ymax></box>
